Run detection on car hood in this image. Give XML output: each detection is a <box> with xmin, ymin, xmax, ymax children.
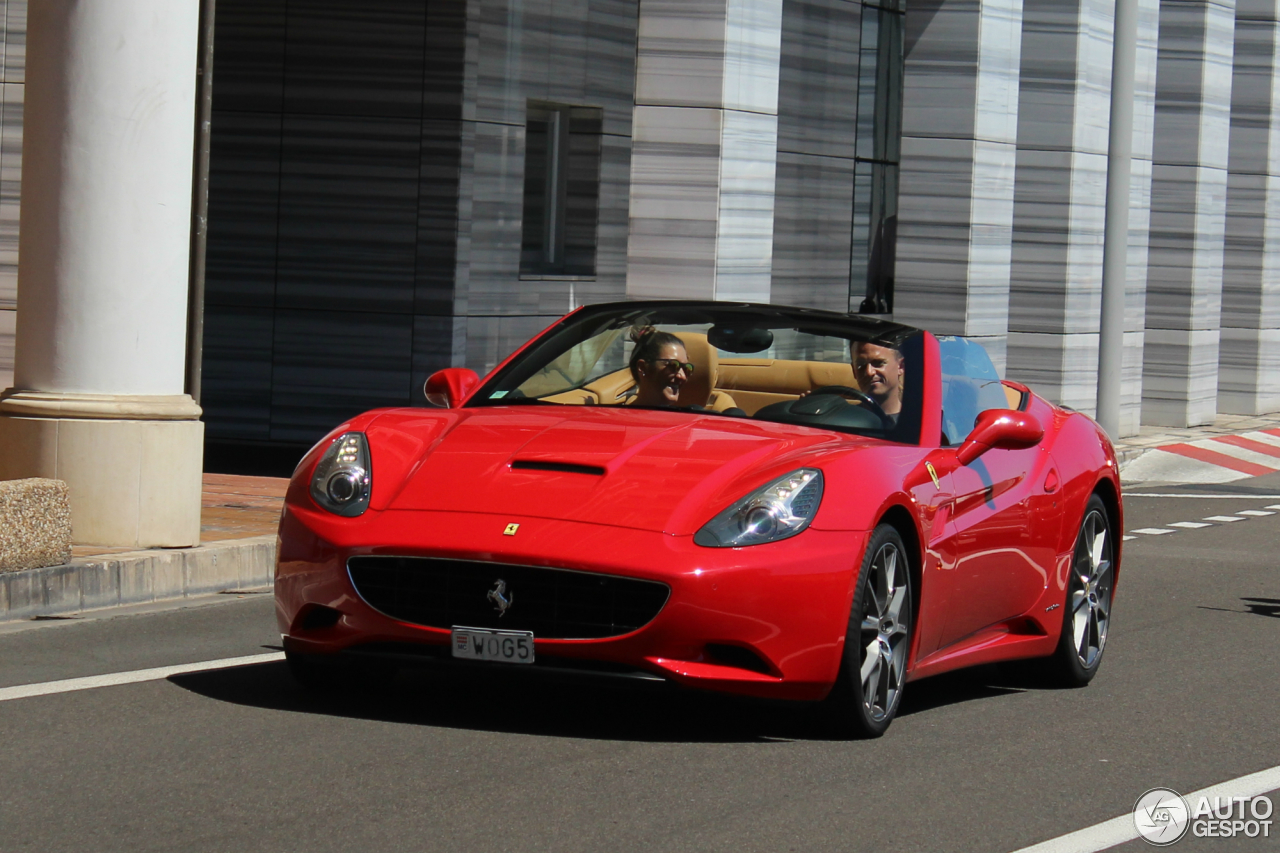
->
<box><xmin>367</xmin><ymin>406</ymin><xmax>870</xmax><ymax>535</ymax></box>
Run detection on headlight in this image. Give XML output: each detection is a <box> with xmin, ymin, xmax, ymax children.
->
<box><xmin>694</xmin><ymin>468</ymin><xmax>824</xmax><ymax>547</ymax></box>
<box><xmin>309</xmin><ymin>432</ymin><xmax>372</xmax><ymax>517</ymax></box>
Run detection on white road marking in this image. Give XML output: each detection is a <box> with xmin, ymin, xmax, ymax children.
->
<box><xmin>1236</xmin><ymin>509</ymin><xmax>1274</xmax><ymax>516</ymax></box>
<box><xmin>1186</xmin><ymin>437</ymin><xmax>1280</xmax><ymax>468</ymax></box>
<box><xmin>1204</xmin><ymin>515</ymin><xmax>1245</xmax><ymax>522</ymax></box>
<box><xmin>1121</xmin><ymin>451</ymin><xmax>1249</xmax><ymax>485</ymax></box>
<box><xmin>1167</xmin><ymin>521</ymin><xmax>1211</xmax><ymax>529</ymax></box>
<box><xmin>1267</xmin><ymin>504</ymin><xmax>1280</xmax><ymax>510</ymax></box>
<box><xmin>0</xmin><ymin>652</ymin><xmax>285</xmax><ymax>703</ymax></box>
<box><xmin>1008</xmin><ymin>764</ymin><xmax>1280</xmax><ymax>853</ymax></box>
<box><xmin>1130</xmin><ymin>528</ymin><xmax>1174</xmax><ymax>535</ymax></box>
<box><xmin>1243</xmin><ymin>430</ymin><xmax>1280</xmax><ymax>448</ymax></box>
<box><xmin>1125</xmin><ymin>493</ymin><xmax>1280</xmax><ymax>499</ymax></box>
<box><xmin>1122</xmin><ymin>536</ymin><xmax>1137</xmax><ymax>541</ymax></box>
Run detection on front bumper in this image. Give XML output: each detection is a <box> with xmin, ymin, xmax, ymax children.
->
<box><xmin>275</xmin><ymin>504</ymin><xmax>868</xmax><ymax>701</ymax></box>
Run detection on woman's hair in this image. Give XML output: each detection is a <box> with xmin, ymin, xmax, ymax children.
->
<box><xmin>628</xmin><ymin>326</ymin><xmax>686</xmax><ymax>381</ymax></box>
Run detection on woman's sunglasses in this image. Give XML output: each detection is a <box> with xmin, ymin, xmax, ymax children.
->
<box><xmin>648</xmin><ymin>358</ymin><xmax>695</xmax><ymax>375</ymax></box>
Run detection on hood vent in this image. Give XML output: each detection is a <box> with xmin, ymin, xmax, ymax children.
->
<box><xmin>510</xmin><ymin>460</ymin><xmax>607</xmax><ymax>476</ymax></box>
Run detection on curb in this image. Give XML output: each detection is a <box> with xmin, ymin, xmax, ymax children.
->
<box><xmin>0</xmin><ymin>535</ymin><xmax>277</xmax><ymax>623</ymax></box>
<box><xmin>1117</xmin><ymin>446</ymin><xmax>1148</xmax><ymax>473</ymax></box>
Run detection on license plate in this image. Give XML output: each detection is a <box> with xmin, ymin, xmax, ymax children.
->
<box><xmin>451</xmin><ymin>627</ymin><xmax>535</xmax><ymax>664</ymax></box>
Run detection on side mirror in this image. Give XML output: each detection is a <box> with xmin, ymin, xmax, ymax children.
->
<box><xmin>424</xmin><ymin>368</ymin><xmax>480</xmax><ymax>408</ymax></box>
<box><xmin>956</xmin><ymin>409</ymin><xmax>1043</xmax><ymax>465</ymax></box>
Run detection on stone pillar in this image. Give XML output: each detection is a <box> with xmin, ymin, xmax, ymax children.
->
<box><xmin>0</xmin><ymin>1</ymin><xmax>203</xmax><ymax>547</ymax></box>
<box><xmin>1142</xmin><ymin>0</ymin><xmax>1237</xmax><ymax>427</ymax></box>
<box><xmin>1006</xmin><ymin>0</ymin><xmax>1114</xmax><ymax>414</ymax></box>
<box><xmin>1004</xmin><ymin>0</ymin><xmax>1160</xmax><ymax>435</ymax></box>
<box><xmin>1219</xmin><ymin>0</ymin><xmax>1280</xmax><ymax>414</ymax></box>
<box><xmin>626</xmin><ymin>0</ymin><xmax>783</xmax><ymax>302</ymax></box>
<box><xmin>893</xmin><ymin>0</ymin><xmax>1024</xmax><ymax>373</ymax></box>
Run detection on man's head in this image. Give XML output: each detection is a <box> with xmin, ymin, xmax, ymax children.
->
<box><xmin>854</xmin><ymin>341</ymin><xmax>905</xmax><ymax>414</ymax></box>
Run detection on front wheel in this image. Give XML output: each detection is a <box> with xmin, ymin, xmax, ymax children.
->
<box><xmin>825</xmin><ymin>524</ymin><xmax>913</xmax><ymax>738</ymax></box>
<box><xmin>1047</xmin><ymin>494</ymin><xmax>1115</xmax><ymax>687</ymax></box>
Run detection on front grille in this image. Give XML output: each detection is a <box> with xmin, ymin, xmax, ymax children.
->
<box><xmin>347</xmin><ymin>556</ymin><xmax>671</xmax><ymax>639</ymax></box>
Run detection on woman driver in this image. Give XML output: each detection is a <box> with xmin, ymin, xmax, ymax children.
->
<box><xmin>629</xmin><ymin>327</ymin><xmax>693</xmax><ymax>407</ymax></box>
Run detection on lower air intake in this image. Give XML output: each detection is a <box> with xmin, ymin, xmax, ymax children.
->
<box><xmin>347</xmin><ymin>556</ymin><xmax>670</xmax><ymax>640</ymax></box>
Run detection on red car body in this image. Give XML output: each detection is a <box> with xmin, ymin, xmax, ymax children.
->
<box><xmin>276</xmin><ymin>302</ymin><xmax>1122</xmax><ymax>708</ymax></box>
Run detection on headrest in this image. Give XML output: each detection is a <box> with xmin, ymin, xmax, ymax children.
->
<box><xmin>675</xmin><ymin>332</ymin><xmax>719</xmax><ymax>408</ymax></box>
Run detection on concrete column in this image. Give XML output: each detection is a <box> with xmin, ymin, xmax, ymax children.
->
<box><xmin>0</xmin><ymin>0</ymin><xmax>203</xmax><ymax>547</ymax></box>
<box><xmin>626</xmin><ymin>0</ymin><xmax>783</xmax><ymax>302</ymax></box>
<box><xmin>1219</xmin><ymin>0</ymin><xmax>1280</xmax><ymax>414</ymax></box>
<box><xmin>1006</xmin><ymin>0</ymin><xmax>1114</xmax><ymax>414</ymax></box>
<box><xmin>893</xmin><ymin>0</ymin><xmax>1024</xmax><ymax>373</ymax></box>
<box><xmin>1120</xmin><ymin>0</ymin><xmax>1163</xmax><ymax>435</ymax></box>
<box><xmin>1142</xmin><ymin>0</ymin><xmax>1237</xmax><ymax>427</ymax></box>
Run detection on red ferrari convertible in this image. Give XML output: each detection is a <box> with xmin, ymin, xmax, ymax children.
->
<box><xmin>275</xmin><ymin>301</ymin><xmax>1121</xmax><ymax>736</ymax></box>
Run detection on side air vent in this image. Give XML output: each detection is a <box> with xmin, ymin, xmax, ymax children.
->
<box><xmin>510</xmin><ymin>460</ymin><xmax>607</xmax><ymax>476</ymax></box>
<box><xmin>296</xmin><ymin>604</ymin><xmax>343</xmax><ymax>632</ymax></box>
<box><xmin>705</xmin><ymin>643</ymin><xmax>774</xmax><ymax>676</ymax></box>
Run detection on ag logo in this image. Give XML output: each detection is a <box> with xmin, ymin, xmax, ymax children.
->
<box><xmin>1133</xmin><ymin>788</ymin><xmax>1191</xmax><ymax>846</ymax></box>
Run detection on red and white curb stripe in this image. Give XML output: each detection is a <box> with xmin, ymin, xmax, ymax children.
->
<box><xmin>1121</xmin><ymin>428</ymin><xmax>1280</xmax><ymax>483</ymax></box>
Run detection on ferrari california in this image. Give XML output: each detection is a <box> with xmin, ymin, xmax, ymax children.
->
<box><xmin>275</xmin><ymin>301</ymin><xmax>1121</xmax><ymax>737</ymax></box>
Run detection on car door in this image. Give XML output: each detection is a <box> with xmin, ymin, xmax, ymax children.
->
<box><xmin>936</xmin><ymin>442</ymin><xmax>1061</xmax><ymax>649</ymax></box>
<box><xmin>931</xmin><ymin>338</ymin><xmax>1063</xmax><ymax>650</ymax></box>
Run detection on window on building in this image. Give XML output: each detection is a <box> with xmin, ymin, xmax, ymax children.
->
<box><xmin>852</xmin><ymin>1</ymin><xmax>903</xmax><ymax>316</ymax></box>
<box><xmin>521</xmin><ymin>102</ymin><xmax>603</xmax><ymax>277</ymax></box>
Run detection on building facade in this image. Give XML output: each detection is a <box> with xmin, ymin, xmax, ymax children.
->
<box><xmin>2</xmin><ymin>0</ymin><xmax>1280</xmax><ymax>465</ymax></box>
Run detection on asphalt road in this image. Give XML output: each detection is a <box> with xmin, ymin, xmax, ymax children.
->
<box><xmin>2</xmin><ymin>477</ymin><xmax>1279</xmax><ymax>853</ymax></box>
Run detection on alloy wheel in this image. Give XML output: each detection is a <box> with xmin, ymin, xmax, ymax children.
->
<box><xmin>858</xmin><ymin>541</ymin><xmax>910</xmax><ymax>722</ymax></box>
<box><xmin>1069</xmin><ymin>509</ymin><xmax>1113</xmax><ymax>670</ymax></box>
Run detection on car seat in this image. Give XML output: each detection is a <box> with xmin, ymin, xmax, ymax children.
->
<box><xmin>677</xmin><ymin>333</ymin><xmax>739</xmax><ymax>412</ymax></box>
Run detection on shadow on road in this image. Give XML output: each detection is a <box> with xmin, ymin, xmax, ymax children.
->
<box><xmin>896</xmin><ymin>665</ymin><xmax>1027</xmax><ymax>717</ymax></box>
<box><xmin>1197</xmin><ymin>597</ymin><xmax>1280</xmax><ymax>618</ymax></box>
<box><xmin>1243</xmin><ymin>597</ymin><xmax>1280</xmax><ymax>618</ymax></box>
<box><xmin>169</xmin><ymin>655</ymin><xmax>1034</xmax><ymax>743</ymax></box>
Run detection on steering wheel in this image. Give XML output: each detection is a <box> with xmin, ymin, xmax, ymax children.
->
<box><xmin>806</xmin><ymin>385</ymin><xmax>893</xmax><ymax>430</ymax></box>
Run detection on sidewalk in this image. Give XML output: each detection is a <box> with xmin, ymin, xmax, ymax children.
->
<box><xmin>0</xmin><ymin>474</ymin><xmax>288</xmax><ymax>623</ymax></box>
<box><xmin>1113</xmin><ymin>412</ymin><xmax>1280</xmax><ymax>484</ymax></box>
<box><xmin>70</xmin><ymin>474</ymin><xmax>287</xmax><ymax>560</ymax></box>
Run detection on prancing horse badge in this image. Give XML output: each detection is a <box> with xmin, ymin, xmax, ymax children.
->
<box><xmin>503</xmin><ymin>523</ymin><xmax>520</xmax><ymax>536</ymax></box>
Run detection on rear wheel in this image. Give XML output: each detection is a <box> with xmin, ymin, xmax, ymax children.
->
<box><xmin>826</xmin><ymin>524</ymin><xmax>913</xmax><ymax>738</ymax></box>
<box><xmin>1049</xmin><ymin>495</ymin><xmax>1115</xmax><ymax>686</ymax></box>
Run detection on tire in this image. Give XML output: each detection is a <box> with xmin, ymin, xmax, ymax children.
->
<box><xmin>825</xmin><ymin>524</ymin><xmax>913</xmax><ymax>738</ymax></box>
<box><xmin>285</xmin><ymin>649</ymin><xmax>392</xmax><ymax>693</ymax></box>
<box><xmin>1048</xmin><ymin>494</ymin><xmax>1115</xmax><ymax>687</ymax></box>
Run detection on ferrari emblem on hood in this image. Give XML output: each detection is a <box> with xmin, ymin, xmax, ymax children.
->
<box><xmin>487</xmin><ymin>579</ymin><xmax>514</xmax><ymax>616</ymax></box>
<box><xmin>503</xmin><ymin>523</ymin><xmax>520</xmax><ymax>535</ymax></box>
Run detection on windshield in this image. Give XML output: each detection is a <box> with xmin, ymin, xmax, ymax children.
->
<box><xmin>470</xmin><ymin>302</ymin><xmax>924</xmax><ymax>443</ymax></box>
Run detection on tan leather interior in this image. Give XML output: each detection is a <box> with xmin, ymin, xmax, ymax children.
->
<box><xmin>1003</xmin><ymin>383</ymin><xmax>1024</xmax><ymax>409</ymax></box>
<box><xmin>581</xmin><ymin>367</ymin><xmax>634</xmax><ymax>404</ymax></box>
<box><xmin>527</xmin><ymin>340</ymin><xmax>1024</xmax><ymax>424</ymax></box>
<box><xmin>672</xmin><ymin>333</ymin><xmax>738</xmax><ymax>411</ymax></box>
<box><xmin>540</xmin><ymin>387</ymin><xmax>598</xmax><ymax>405</ymax></box>
<box><xmin>714</xmin><ymin>359</ymin><xmax>857</xmax><ymax>415</ymax></box>
<box><xmin>542</xmin><ymin>339</ymin><xmax>872</xmax><ymax>416</ymax></box>
<box><xmin>568</xmin><ymin>333</ymin><xmax>741</xmax><ymax>411</ymax></box>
